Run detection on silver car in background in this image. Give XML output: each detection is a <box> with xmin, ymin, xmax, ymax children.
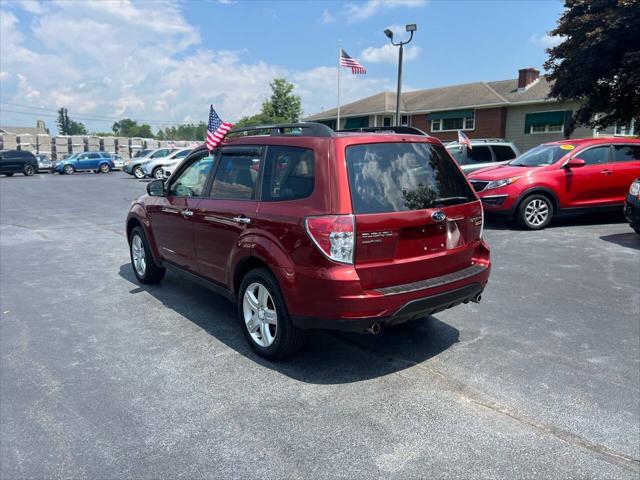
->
<box><xmin>110</xmin><ymin>154</ymin><xmax>125</xmax><ymax>170</ymax></box>
<box><xmin>141</xmin><ymin>148</ymin><xmax>192</xmax><ymax>179</ymax></box>
<box><xmin>35</xmin><ymin>154</ymin><xmax>52</xmax><ymax>172</ymax></box>
<box><xmin>446</xmin><ymin>139</ymin><xmax>519</xmax><ymax>174</ymax></box>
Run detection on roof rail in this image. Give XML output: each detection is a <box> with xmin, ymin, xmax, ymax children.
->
<box><xmin>337</xmin><ymin>126</ymin><xmax>428</xmax><ymax>136</ymax></box>
<box><xmin>227</xmin><ymin>122</ymin><xmax>335</xmax><ymax>138</ymax></box>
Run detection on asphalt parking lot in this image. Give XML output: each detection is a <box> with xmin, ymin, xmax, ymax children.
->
<box><xmin>1</xmin><ymin>171</ymin><xmax>639</xmax><ymax>479</ymax></box>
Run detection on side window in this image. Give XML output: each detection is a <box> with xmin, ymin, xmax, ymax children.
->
<box><xmin>89</xmin><ymin>153</ymin><xmax>101</xmax><ymax>159</ymax></box>
<box><xmin>151</xmin><ymin>149</ymin><xmax>170</xmax><ymax>158</ymax></box>
<box><xmin>168</xmin><ymin>154</ymin><xmax>214</xmax><ymax>197</ymax></box>
<box><xmin>211</xmin><ymin>151</ymin><xmax>262</xmax><ymax>200</ymax></box>
<box><xmin>492</xmin><ymin>145</ymin><xmax>517</xmax><ymax>162</ymax></box>
<box><xmin>466</xmin><ymin>146</ymin><xmax>492</xmax><ymax>164</ymax></box>
<box><xmin>261</xmin><ymin>146</ymin><xmax>315</xmax><ymax>201</ymax></box>
<box><xmin>613</xmin><ymin>145</ymin><xmax>640</xmax><ymax>162</ymax></box>
<box><xmin>578</xmin><ymin>146</ymin><xmax>610</xmax><ymax>165</ymax></box>
<box><xmin>174</xmin><ymin>150</ymin><xmax>190</xmax><ymax>159</ymax></box>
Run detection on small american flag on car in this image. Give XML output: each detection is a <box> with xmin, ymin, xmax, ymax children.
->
<box><xmin>206</xmin><ymin>105</ymin><xmax>233</xmax><ymax>151</ymax></box>
<box><xmin>340</xmin><ymin>49</ymin><xmax>366</xmax><ymax>74</ymax></box>
<box><xmin>458</xmin><ymin>130</ymin><xmax>473</xmax><ymax>150</ymax></box>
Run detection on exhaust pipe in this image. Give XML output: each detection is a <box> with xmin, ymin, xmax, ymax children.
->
<box><xmin>366</xmin><ymin>323</ymin><xmax>381</xmax><ymax>335</ymax></box>
<box><xmin>471</xmin><ymin>293</ymin><xmax>482</xmax><ymax>304</ymax></box>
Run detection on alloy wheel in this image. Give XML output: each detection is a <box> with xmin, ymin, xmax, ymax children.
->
<box><xmin>243</xmin><ymin>282</ymin><xmax>278</xmax><ymax>347</ymax></box>
<box><xmin>154</xmin><ymin>168</ymin><xmax>164</xmax><ymax>180</ymax></box>
<box><xmin>100</xmin><ymin>163</ymin><xmax>110</xmax><ymax>173</ymax></box>
<box><xmin>133</xmin><ymin>166</ymin><xmax>144</xmax><ymax>179</ymax></box>
<box><xmin>131</xmin><ymin>234</ymin><xmax>146</xmax><ymax>277</ymax></box>
<box><xmin>64</xmin><ymin>165</ymin><xmax>74</xmax><ymax>175</ymax></box>
<box><xmin>524</xmin><ymin>199</ymin><xmax>549</xmax><ymax>227</ymax></box>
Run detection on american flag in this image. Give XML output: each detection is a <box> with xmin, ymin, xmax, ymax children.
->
<box><xmin>340</xmin><ymin>49</ymin><xmax>366</xmax><ymax>74</ymax></box>
<box><xmin>206</xmin><ymin>105</ymin><xmax>233</xmax><ymax>151</ymax></box>
<box><xmin>458</xmin><ymin>130</ymin><xmax>473</xmax><ymax>150</ymax></box>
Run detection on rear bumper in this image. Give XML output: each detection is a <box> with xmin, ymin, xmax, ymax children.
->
<box><xmin>292</xmin><ymin>282</ymin><xmax>484</xmax><ymax>332</ymax></box>
<box><xmin>285</xmin><ymin>240</ymin><xmax>491</xmax><ymax>332</ymax></box>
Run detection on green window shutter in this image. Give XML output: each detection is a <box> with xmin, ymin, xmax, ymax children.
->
<box><xmin>524</xmin><ymin>110</ymin><xmax>571</xmax><ymax>134</ymax></box>
<box><xmin>344</xmin><ymin>116</ymin><xmax>370</xmax><ymax>129</ymax></box>
<box><xmin>428</xmin><ymin>109</ymin><xmax>474</xmax><ymax>121</ymax></box>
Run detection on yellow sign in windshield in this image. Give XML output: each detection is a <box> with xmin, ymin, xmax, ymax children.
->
<box><xmin>560</xmin><ymin>144</ymin><xmax>576</xmax><ymax>150</ymax></box>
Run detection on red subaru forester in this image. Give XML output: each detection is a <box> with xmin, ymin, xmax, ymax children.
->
<box><xmin>468</xmin><ymin>138</ymin><xmax>640</xmax><ymax>229</ymax></box>
<box><xmin>126</xmin><ymin>124</ymin><xmax>490</xmax><ymax>358</ymax></box>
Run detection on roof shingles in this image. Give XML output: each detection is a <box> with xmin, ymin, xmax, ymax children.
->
<box><xmin>305</xmin><ymin>76</ymin><xmax>553</xmax><ymax>120</ymax></box>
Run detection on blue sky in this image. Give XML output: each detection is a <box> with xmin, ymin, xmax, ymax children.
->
<box><xmin>0</xmin><ymin>0</ymin><xmax>565</xmax><ymax>135</ymax></box>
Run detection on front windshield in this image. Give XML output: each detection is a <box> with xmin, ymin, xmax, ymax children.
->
<box><xmin>510</xmin><ymin>144</ymin><xmax>572</xmax><ymax>167</ymax></box>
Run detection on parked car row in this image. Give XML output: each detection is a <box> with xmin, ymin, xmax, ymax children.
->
<box><xmin>123</xmin><ymin>148</ymin><xmax>192</xmax><ymax>179</ymax></box>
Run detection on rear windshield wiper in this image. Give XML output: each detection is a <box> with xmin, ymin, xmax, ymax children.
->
<box><xmin>430</xmin><ymin>196</ymin><xmax>470</xmax><ymax>207</ymax></box>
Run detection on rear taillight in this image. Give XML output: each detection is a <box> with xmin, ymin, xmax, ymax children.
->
<box><xmin>305</xmin><ymin>215</ymin><xmax>355</xmax><ymax>264</ymax></box>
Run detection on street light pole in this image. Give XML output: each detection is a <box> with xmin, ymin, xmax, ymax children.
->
<box><xmin>395</xmin><ymin>43</ymin><xmax>403</xmax><ymax>127</ymax></box>
<box><xmin>385</xmin><ymin>24</ymin><xmax>417</xmax><ymax>126</ymax></box>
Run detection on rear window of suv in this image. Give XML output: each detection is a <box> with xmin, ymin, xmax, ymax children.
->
<box><xmin>345</xmin><ymin>142</ymin><xmax>475</xmax><ymax>214</ymax></box>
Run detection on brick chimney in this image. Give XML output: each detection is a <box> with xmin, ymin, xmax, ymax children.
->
<box><xmin>518</xmin><ymin>68</ymin><xmax>540</xmax><ymax>90</ymax></box>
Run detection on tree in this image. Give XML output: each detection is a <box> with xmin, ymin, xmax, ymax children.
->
<box><xmin>544</xmin><ymin>0</ymin><xmax>640</xmax><ymax>132</ymax></box>
<box><xmin>112</xmin><ymin>118</ymin><xmax>154</xmax><ymax>138</ymax></box>
<box><xmin>56</xmin><ymin>108</ymin><xmax>87</xmax><ymax>135</ymax></box>
<box><xmin>236</xmin><ymin>78</ymin><xmax>303</xmax><ymax>127</ymax></box>
<box><xmin>155</xmin><ymin>122</ymin><xmax>208</xmax><ymax>141</ymax></box>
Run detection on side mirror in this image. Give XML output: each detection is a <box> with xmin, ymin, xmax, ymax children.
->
<box><xmin>147</xmin><ymin>179</ymin><xmax>165</xmax><ymax>196</ymax></box>
<box><xmin>564</xmin><ymin>158</ymin><xmax>585</xmax><ymax>169</ymax></box>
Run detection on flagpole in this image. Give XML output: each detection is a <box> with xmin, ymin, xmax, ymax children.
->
<box><xmin>337</xmin><ymin>40</ymin><xmax>341</xmax><ymax>130</ymax></box>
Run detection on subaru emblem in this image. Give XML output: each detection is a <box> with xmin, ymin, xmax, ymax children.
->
<box><xmin>432</xmin><ymin>210</ymin><xmax>446</xmax><ymax>222</ymax></box>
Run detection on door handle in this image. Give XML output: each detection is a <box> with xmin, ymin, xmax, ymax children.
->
<box><xmin>600</xmin><ymin>169</ymin><xmax>613</xmax><ymax>175</ymax></box>
<box><xmin>182</xmin><ymin>209</ymin><xmax>194</xmax><ymax>218</ymax></box>
<box><xmin>232</xmin><ymin>216</ymin><xmax>251</xmax><ymax>224</ymax></box>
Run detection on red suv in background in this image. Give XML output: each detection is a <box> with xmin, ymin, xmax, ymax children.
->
<box><xmin>468</xmin><ymin>138</ymin><xmax>640</xmax><ymax>229</ymax></box>
<box><xmin>126</xmin><ymin>124</ymin><xmax>490</xmax><ymax>358</ymax></box>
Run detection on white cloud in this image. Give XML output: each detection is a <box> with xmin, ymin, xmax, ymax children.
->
<box><xmin>345</xmin><ymin>0</ymin><xmax>427</xmax><ymax>22</ymax></box>
<box><xmin>0</xmin><ymin>1</ymin><xmax>390</xmax><ymax>132</ymax></box>
<box><xmin>529</xmin><ymin>33</ymin><xmax>564</xmax><ymax>48</ymax></box>
<box><xmin>361</xmin><ymin>44</ymin><xmax>421</xmax><ymax>63</ymax></box>
<box><xmin>320</xmin><ymin>9</ymin><xmax>335</xmax><ymax>24</ymax></box>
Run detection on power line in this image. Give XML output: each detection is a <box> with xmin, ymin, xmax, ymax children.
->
<box><xmin>0</xmin><ymin>101</ymin><xmax>204</xmax><ymax>125</ymax></box>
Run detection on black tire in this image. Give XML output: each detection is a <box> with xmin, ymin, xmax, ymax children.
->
<box><xmin>23</xmin><ymin>164</ymin><xmax>35</xmax><ymax>176</ymax></box>
<box><xmin>133</xmin><ymin>165</ymin><xmax>144</xmax><ymax>179</ymax></box>
<box><xmin>5</xmin><ymin>173</ymin><xmax>14</xmax><ymax>177</ymax></box>
<box><xmin>152</xmin><ymin>167</ymin><xmax>164</xmax><ymax>180</ymax></box>
<box><xmin>516</xmin><ymin>194</ymin><xmax>553</xmax><ymax>230</ymax></box>
<box><xmin>633</xmin><ymin>226</ymin><xmax>640</xmax><ymax>235</ymax></box>
<box><xmin>238</xmin><ymin>268</ymin><xmax>305</xmax><ymax>359</ymax></box>
<box><xmin>63</xmin><ymin>164</ymin><xmax>75</xmax><ymax>175</ymax></box>
<box><xmin>99</xmin><ymin>163</ymin><xmax>110</xmax><ymax>173</ymax></box>
<box><xmin>128</xmin><ymin>226</ymin><xmax>166</xmax><ymax>284</ymax></box>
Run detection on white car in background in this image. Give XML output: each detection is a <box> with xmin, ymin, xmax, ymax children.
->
<box><xmin>110</xmin><ymin>154</ymin><xmax>124</xmax><ymax>170</ymax></box>
<box><xmin>445</xmin><ymin>139</ymin><xmax>520</xmax><ymax>174</ymax></box>
<box><xmin>161</xmin><ymin>159</ymin><xmax>181</xmax><ymax>179</ymax></box>
<box><xmin>141</xmin><ymin>148</ymin><xmax>192</xmax><ymax>179</ymax></box>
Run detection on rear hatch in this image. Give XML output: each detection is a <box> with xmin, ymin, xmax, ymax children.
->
<box><xmin>345</xmin><ymin>141</ymin><xmax>483</xmax><ymax>290</ymax></box>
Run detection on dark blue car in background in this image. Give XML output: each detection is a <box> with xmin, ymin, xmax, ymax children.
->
<box><xmin>53</xmin><ymin>152</ymin><xmax>114</xmax><ymax>175</ymax></box>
